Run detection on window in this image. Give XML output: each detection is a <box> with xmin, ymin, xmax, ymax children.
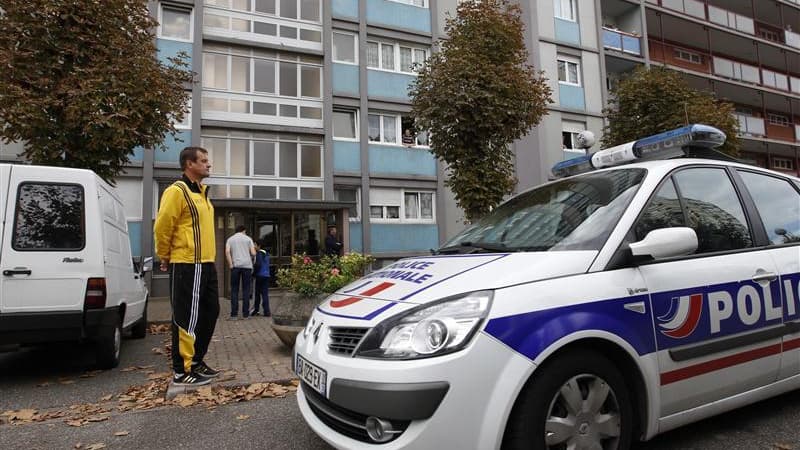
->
<box><xmin>367</xmin><ymin>42</ymin><xmax>395</xmax><ymax>71</ymax></box>
<box><xmin>368</xmin><ymin>113</ymin><xmax>399</xmax><ymax>144</ymax></box>
<box><xmin>737</xmin><ymin>171</ymin><xmax>800</xmax><ymax>245</ymax></box>
<box><xmin>13</xmin><ymin>183</ymin><xmax>85</xmax><ymax>250</ymax></box>
<box><xmin>767</xmin><ymin>113</ymin><xmax>790</xmax><ymax>127</ymax></box>
<box><xmin>370</xmin><ymin>205</ymin><xmax>400</xmax><ymax>219</ymax></box>
<box><xmin>772</xmin><ymin>157</ymin><xmax>794</xmax><ymax>170</ymax></box>
<box><xmin>757</xmin><ymin>28</ymin><xmax>781</xmax><ymax>42</ymax></box>
<box><xmin>674</xmin><ymin>48</ymin><xmax>703</xmax><ymax>64</ymax></box>
<box><xmin>333</xmin><ymin>110</ymin><xmax>358</xmax><ymax>139</ymax></box>
<box><xmin>557</xmin><ymin>57</ymin><xmax>580</xmax><ymax>85</ymax></box>
<box><xmin>333</xmin><ymin>32</ymin><xmax>357</xmax><ymax>64</ymax></box>
<box><xmin>554</xmin><ymin>0</ymin><xmax>576</xmax><ymax>21</ymax></box>
<box><xmin>404</xmin><ymin>191</ymin><xmax>434</xmax><ymax>220</ymax></box>
<box><xmin>367</xmin><ymin>41</ymin><xmax>428</xmax><ymax>74</ymax></box>
<box><xmin>159</xmin><ymin>5</ymin><xmax>193</xmax><ymax>41</ymax></box>
<box><xmin>388</xmin><ymin>0</ymin><xmax>426</xmax><ymax>7</ymax></box>
<box><xmin>561</xmin><ymin>121</ymin><xmax>585</xmax><ymax>150</ymax></box>
<box><xmin>334</xmin><ymin>188</ymin><xmax>361</xmax><ymax>220</ymax></box>
<box><xmin>634</xmin><ymin>178</ymin><xmax>684</xmax><ymax>241</ymax></box>
<box><xmin>672</xmin><ymin>168</ymin><xmax>753</xmax><ymax>253</ymax></box>
<box><xmin>401</xmin><ymin>116</ymin><xmax>428</xmax><ymax>147</ymax></box>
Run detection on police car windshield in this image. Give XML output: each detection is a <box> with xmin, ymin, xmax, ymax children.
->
<box><xmin>440</xmin><ymin>169</ymin><xmax>646</xmax><ymax>253</ymax></box>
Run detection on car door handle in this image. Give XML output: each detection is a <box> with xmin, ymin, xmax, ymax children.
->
<box><xmin>3</xmin><ymin>269</ymin><xmax>32</xmax><ymax>276</ymax></box>
<box><xmin>751</xmin><ymin>271</ymin><xmax>777</xmax><ymax>283</ymax></box>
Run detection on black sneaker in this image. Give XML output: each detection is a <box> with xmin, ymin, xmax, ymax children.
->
<box><xmin>193</xmin><ymin>361</ymin><xmax>220</xmax><ymax>378</ymax></box>
<box><xmin>251</xmin><ymin>310</ymin><xmax>261</xmax><ymax>316</ymax></box>
<box><xmin>173</xmin><ymin>371</ymin><xmax>211</xmax><ymax>386</ymax></box>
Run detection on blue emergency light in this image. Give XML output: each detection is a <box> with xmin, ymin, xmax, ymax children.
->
<box><xmin>552</xmin><ymin>124</ymin><xmax>726</xmax><ymax>178</ymax></box>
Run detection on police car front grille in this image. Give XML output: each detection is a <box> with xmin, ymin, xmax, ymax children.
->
<box><xmin>328</xmin><ymin>327</ymin><xmax>368</xmax><ymax>355</ymax></box>
<box><xmin>301</xmin><ymin>382</ymin><xmax>409</xmax><ymax>444</ymax></box>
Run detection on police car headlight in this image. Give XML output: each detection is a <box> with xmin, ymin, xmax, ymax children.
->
<box><xmin>355</xmin><ymin>290</ymin><xmax>493</xmax><ymax>359</ymax></box>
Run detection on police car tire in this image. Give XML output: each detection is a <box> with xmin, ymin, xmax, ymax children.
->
<box><xmin>503</xmin><ymin>350</ymin><xmax>633</xmax><ymax>450</ymax></box>
<box><xmin>95</xmin><ymin>319</ymin><xmax>122</xmax><ymax>370</ymax></box>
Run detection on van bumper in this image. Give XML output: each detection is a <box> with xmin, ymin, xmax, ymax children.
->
<box><xmin>0</xmin><ymin>307</ymin><xmax>120</xmax><ymax>345</ymax></box>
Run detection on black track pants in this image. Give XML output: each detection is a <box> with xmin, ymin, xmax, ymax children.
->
<box><xmin>170</xmin><ymin>263</ymin><xmax>219</xmax><ymax>374</ymax></box>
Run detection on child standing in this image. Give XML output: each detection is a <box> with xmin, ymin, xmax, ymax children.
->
<box><xmin>251</xmin><ymin>239</ymin><xmax>271</xmax><ymax>317</ymax></box>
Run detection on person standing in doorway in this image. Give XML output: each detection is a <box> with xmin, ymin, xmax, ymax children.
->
<box><xmin>325</xmin><ymin>226</ymin><xmax>343</xmax><ymax>257</ymax></box>
<box><xmin>154</xmin><ymin>146</ymin><xmax>221</xmax><ymax>386</ymax></box>
<box><xmin>251</xmin><ymin>239</ymin><xmax>271</xmax><ymax>317</ymax></box>
<box><xmin>225</xmin><ymin>225</ymin><xmax>255</xmax><ymax>319</ymax></box>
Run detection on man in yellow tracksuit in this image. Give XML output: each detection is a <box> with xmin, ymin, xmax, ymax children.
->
<box><xmin>154</xmin><ymin>146</ymin><xmax>221</xmax><ymax>386</ymax></box>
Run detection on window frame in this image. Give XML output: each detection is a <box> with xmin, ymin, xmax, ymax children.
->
<box><xmin>332</xmin><ymin>109</ymin><xmax>359</xmax><ymax>141</ymax></box>
<box><xmin>554</xmin><ymin>0</ymin><xmax>577</xmax><ymax>22</ymax></box>
<box><xmin>557</xmin><ymin>56</ymin><xmax>581</xmax><ymax>86</ymax></box>
<box><xmin>158</xmin><ymin>4</ymin><xmax>194</xmax><ymax>42</ymax></box>
<box><xmin>369</xmin><ymin>188</ymin><xmax>436</xmax><ymax>224</ymax></box>
<box><xmin>332</xmin><ymin>31</ymin><xmax>358</xmax><ymax>64</ymax></box>
<box><xmin>673</xmin><ymin>48</ymin><xmax>703</xmax><ymax>65</ymax></box>
<box><xmin>771</xmin><ymin>157</ymin><xmax>794</xmax><ymax>170</ymax></box>
<box><xmin>366</xmin><ymin>40</ymin><xmax>428</xmax><ymax>74</ymax></box>
<box><xmin>386</xmin><ymin>0</ymin><xmax>428</xmax><ymax>8</ymax></box>
<box><xmin>767</xmin><ymin>113</ymin><xmax>790</xmax><ymax>127</ymax></box>
<box><xmin>403</xmin><ymin>190</ymin><xmax>435</xmax><ymax>223</ymax></box>
<box><xmin>368</xmin><ymin>113</ymin><xmax>401</xmax><ymax>145</ymax></box>
<box><xmin>12</xmin><ymin>182</ymin><xmax>86</xmax><ymax>252</ymax></box>
<box><xmin>334</xmin><ymin>187</ymin><xmax>362</xmax><ymax>221</ymax></box>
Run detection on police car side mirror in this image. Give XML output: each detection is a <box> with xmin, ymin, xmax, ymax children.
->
<box><xmin>629</xmin><ymin>227</ymin><xmax>698</xmax><ymax>259</ymax></box>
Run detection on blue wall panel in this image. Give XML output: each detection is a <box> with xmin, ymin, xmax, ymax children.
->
<box><xmin>559</xmin><ymin>85</ymin><xmax>585</xmax><ymax>111</ymax></box>
<box><xmin>369</xmin><ymin>144</ymin><xmax>436</xmax><ymax>177</ymax></box>
<box><xmin>333</xmin><ymin>63</ymin><xmax>359</xmax><ymax>96</ymax></box>
<box><xmin>366</xmin><ymin>0</ymin><xmax>430</xmax><ymax>34</ymax></box>
<box><xmin>554</xmin><ymin>18</ymin><xmax>580</xmax><ymax>45</ymax></box>
<box><xmin>367</xmin><ymin>70</ymin><xmax>414</xmax><ymax>101</ymax></box>
<box><xmin>348</xmin><ymin>222</ymin><xmax>363</xmax><ymax>252</ymax></box>
<box><xmin>157</xmin><ymin>39</ymin><xmax>193</xmax><ymax>69</ymax></box>
<box><xmin>333</xmin><ymin>140</ymin><xmax>361</xmax><ymax>173</ymax></box>
<box><xmin>332</xmin><ymin>0</ymin><xmax>358</xmax><ymax>19</ymax></box>
<box><xmin>371</xmin><ymin>223</ymin><xmax>439</xmax><ymax>253</ymax></box>
<box><xmin>155</xmin><ymin>130</ymin><xmax>191</xmax><ymax>163</ymax></box>
<box><xmin>128</xmin><ymin>221</ymin><xmax>142</xmax><ymax>257</ymax></box>
<box><xmin>131</xmin><ymin>146</ymin><xmax>144</xmax><ymax>162</ymax></box>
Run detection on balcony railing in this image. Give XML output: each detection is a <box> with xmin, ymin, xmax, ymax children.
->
<box><xmin>796</xmin><ymin>124</ymin><xmax>800</xmax><ymax>142</ymax></box>
<box><xmin>707</xmin><ymin>5</ymin><xmax>755</xmax><ymax>34</ymax></box>
<box><xmin>734</xmin><ymin>113</ymin><xmax>766</xmax><ymax>138</ymax></box>
<box><xmin>712</xmin><ymin>56</ymin><xmax>760</xmax><ymax>85</ymax></box>
<box><xmin>602</xmin><ymin>28</ymin><xmax>642</xmax><ymax>56</ymax></box>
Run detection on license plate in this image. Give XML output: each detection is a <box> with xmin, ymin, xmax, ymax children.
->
<box><xmin>295</xmin><ymin>353</ymin><xmax>327</xmax><ymax>397</ymax></box>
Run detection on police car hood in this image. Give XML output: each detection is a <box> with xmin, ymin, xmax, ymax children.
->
<box><xmin>315</xmin><ymin>252</ymin><xmax>597</xmax><ymax>320</ymax></box>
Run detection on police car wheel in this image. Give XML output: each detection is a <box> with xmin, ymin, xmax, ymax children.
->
<box><xmin>503</xmin><ymin>350</ymin><xmax>633</xmax><ymax>450</ymax></box>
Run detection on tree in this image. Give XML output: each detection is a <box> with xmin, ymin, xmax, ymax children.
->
<box><xmin>602</xmin><ymin>66</ymin><xmax>740</xmax><ymax>156</ymax></box>
<box><xmin>0</xmin><ymin>0</ymin><xmax>194</xmax><ymax>183</ymax></box>
<box><xmin>410</xmin><ymin>0</ymin><xmax>552</xmax><ymax>222</ymax></box>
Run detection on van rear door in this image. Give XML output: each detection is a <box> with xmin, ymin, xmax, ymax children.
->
<box><xmin>0</xmin><ymin>165</ymin><xmax>9</xmax><ymax>256</ymax></box>
<box><xmin>0</xmin><ymin>167</ymin><xmax>90</xmax><ymax>313</ymax></box>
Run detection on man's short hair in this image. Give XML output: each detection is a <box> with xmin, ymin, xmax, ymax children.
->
<box><xmin>236</xmin><ymin>225</ymin><xmax>246</xmax><ymax>233</ymax></box>
<box><xmin>179</xmin><ymin>146</ymin><xmax>208</xmax><ymax>170</ymax></box>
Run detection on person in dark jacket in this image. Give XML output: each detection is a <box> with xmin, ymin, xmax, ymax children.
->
<box><xmin>325</xmin><ymin>226</ymin><xmax>343</xmax><ymax>257</ymax></box>
<box><xmin>251</xmin><ymin>239</ymin><xmax>271</xmax><ymax>317</ymax></box>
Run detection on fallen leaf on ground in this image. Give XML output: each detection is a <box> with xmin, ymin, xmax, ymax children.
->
<box><xmin>66</xmin><ymin>420</ymin><xmax>84</xmax><ymax>427</ymax></box>
<box><xmin>60</xmin><ymin>380</ymin><xmax>76</xmax><ymax>385</ymax></box>
<box><xmin>236</xmin><ymin>414</ymin><xmax>250</xmax><ymax>420</ymax></box>
<box><xmin>774</xmin><ymin>444</ymin><xmax>793</xmax><ymax>450</ymax></box>
<box><xmin>99</xmin><ymin>395</ymin><xmax>112</xmax><ymax>402</ymax></box>
<box><xmin>151</xmin><ymin>347</ymin><xmax>165</xmax><ymax>355</ymax></box>
<box><xmin>86</xmin><ymin>443</ymin><xmax>106</xmax><ymax>450</ymax></box>
<box><xmin>2</xmin><ymin>409</ymin><xmax>37</xmax><ymax>422</ymax></box>
<box><xmin>74</xmin><ymin>444</ymin><xmax>82</xmax><ymax>449</ymax></box>
<box><xmin>37</xmin><ymin>382</ymin><xmax>52</xmax><ymax>387</ymax></box>
<box><xmin>113</xmin><ymin>431</ymin><xmax>129</xmax><ymax>436</ymax></box>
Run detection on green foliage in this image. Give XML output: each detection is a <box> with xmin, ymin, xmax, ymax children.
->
<box><xmin>602</xmin><ymin>66</ymin><xmax>740</xmax><ymax>156</ymax></box>
<box><xmin>410</xmin><ymin>0</ymin><xmax>552</xmax><ymax>222</ymax></box>
<box><xmin>0</xmin><ymin>0</ymin><xmax>194</xmax><ymax>183</ymax></box>
<box><xmin>276</xmin><ymin>253</ymin><xmax>376</xmax><ymax>298</ymax></box>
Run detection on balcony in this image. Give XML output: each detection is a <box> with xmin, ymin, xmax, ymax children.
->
<box><xmin>201</xmin><ymin>91</ymin><xmax>324</xmax><ymax>129</ymax></box>
<box><xmin>603</xmin><ymin>28</ymin><xmax>642</xmax><ymax>56</ymax></box>
<box><xmin>203</xmin><ymin>6</ymin><xmax>323</xmax><ymax>53</ymax></box>
<box><xmin>712</xmin><ymin>56</ymin><xmax>760</xmax><ymax>85</ymax></box>
<box><xmin>734</xmin><ymin>113</ymin><xmax>766</xmax><ymax>138</ymax></box>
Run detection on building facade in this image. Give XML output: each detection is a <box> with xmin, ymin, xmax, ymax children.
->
<box><xmin>2</xmin><ymin>0</ymin><xmax>798</xmax><ymax>296</ymax></box>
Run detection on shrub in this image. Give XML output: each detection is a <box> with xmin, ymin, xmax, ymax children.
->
<box><xmin>276</xmin><ymin>253</ymin><xmax>375</xmax><ymax>298</ymax></box>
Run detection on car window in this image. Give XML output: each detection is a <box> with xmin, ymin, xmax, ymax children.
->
<box><xmin>738</xmin><ymin>170</ymin><xmax>800</xmax><ymax>245</ymax></box>
<box><xmin>673</xmin><ymin>168</ymin><xmax>752</xmax><ymax>254</ymax></box>
<box><xmin>635</xmin><ymin>178</ymin><xmax>685</xmax><ymax>241</ymax></box>
<box><xmin>13</xmin><ymin>183</ymin><xmax>86</xmax><ymax>250</ymax></box>
<box><xmin>441</xmin><ymin>169</ymin><xmax>646</xmax><ymax>252</ymax></box>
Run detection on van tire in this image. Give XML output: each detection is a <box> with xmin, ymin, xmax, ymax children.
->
<box><xmin>130</xmin><ymin>299</ymin><xmax>148</xmax><ymax>339</ymax></box>
<box><xmin>503</xmin><ymin>350</ymin><xmax>633</xmax><ymax>450</ymax></box>
<box><xmin>96</xmin><ymin>319</ymin><xmax>122</xmax><ymax>369</ymax></box>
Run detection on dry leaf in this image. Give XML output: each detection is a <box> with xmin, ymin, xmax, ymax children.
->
<box><xmin>120</xmin><ymin>367</ymin><xmax>137</xmax><ymax>372</ymax></box>
<box><xmin>151</xmin><ymin>347</ymin><xmax>165</xmax><ymax>355</ymax></box>
<box><xmin>86</xmin><ymin>444</ymin><xmax>107</xmax><ymax>450</ymax></box>
<box><xmin>74</xmin><ymin>444</ymin><xmax>83</xmax><ymax>449</ymax></box>
<box><xmin>60</xmin><ymin>380</ymin><xmax>76</xmax><ymax>385</ymax></box>
<box><xmin>236</xmin><ymin>414</ymin><xmax>250</xmax><ymax>420</ymax></box>
<box><xmin>86</xmin><ymin>415</ymin><xmax>109</xmax><ymax>423</ymax></box>
<box><xmin>37</xmin><ymin>382</ymin><xmax>52</xmax><ymax>387</ymax></box>
<box><xmin>99</xmin><ymin>395</ymin><xmax>112</xmax><ymax>402</ymax></box>
<box><xmin>114</xmin><ymin>431</ymin><xmax>129</xmax><ymax>437</ymax></box>
<box><xmin>775</xmin><ymin>444</ymin><xmax>794</xmax><ymax>450</ymax></box>
<box><xmin>66</xmin><ymin>420</ymin><xmax>84</xmax><ymax>427</ymax></box>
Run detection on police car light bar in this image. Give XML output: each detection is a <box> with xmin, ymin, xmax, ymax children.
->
<box><xmin>551</xmin><ymin>124</ymin><xmax>726</xmax><ymax>178</ymax></box>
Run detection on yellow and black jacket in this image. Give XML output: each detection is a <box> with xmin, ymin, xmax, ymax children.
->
<box><xmin>154</xmin><ymin>176</ymin><xmax>216</xmax><ymax>264</ymax></box>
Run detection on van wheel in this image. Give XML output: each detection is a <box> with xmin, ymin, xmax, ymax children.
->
<box><xmin>130</xmin><ymin>298</ymin><xmax>148</xmax><ymax>339</ymax></box>
<box><xmin>96</xmin><ymin>319</ymin><xmax>122</xmax><ymax>369</ymax></box>
<box><xmin>503</xmin><ymin>350</ymin><xmax>633</xmax><ymax>450</ymax></box>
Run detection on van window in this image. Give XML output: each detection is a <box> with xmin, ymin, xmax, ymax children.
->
<box><xmin>13</xmin><ymin>183</ymin><xmax>85</xmax><ymax>250</ymax></box>
<box><xmin>441</xmin><ymin>169</ymin><xmax>646</xmax><ymax>252</ymax></box>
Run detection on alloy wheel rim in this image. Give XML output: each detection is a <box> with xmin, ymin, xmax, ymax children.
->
<box><xmin>543</xmin><ymin>373</ymin><xmax>622</xmax><ymax>450</ymax></box>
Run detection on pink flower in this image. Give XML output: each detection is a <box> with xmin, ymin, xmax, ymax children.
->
<box><xmin>303</xmin><ymin>256</ymin><xmax>311</xmax><ymax>264</ymax></box>
<box><xmin>331</xmin><ymin>268</ymin><xmax>340</xmax><ymax>276</ymax></box>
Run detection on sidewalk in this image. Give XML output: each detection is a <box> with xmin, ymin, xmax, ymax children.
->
<box><xmin>149</xmin><ymin>296</ymin><xmax>295</xmax><ymax>387</ymax></box>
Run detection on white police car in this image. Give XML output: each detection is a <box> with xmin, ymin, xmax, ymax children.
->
<box><xmin>294</xmin><ymin>125</ymin><xmax>800</xmax><ymax>450</ymax></box>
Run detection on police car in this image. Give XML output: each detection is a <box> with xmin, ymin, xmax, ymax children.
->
<box><xmin>294</xmin><ymin>124</ymin><xmax>800</xmax><ymax>450</ymax></box>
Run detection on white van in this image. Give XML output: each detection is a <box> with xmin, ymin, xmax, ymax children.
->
<box><xmin>0</xmin><ymin>164</ymin><xmax>149</xmax><ymax>369</ymax></box>
<box><xmin>294</xmin><ymin>125</ymin><xmax>800</xmax><ymax>449</ymax></box>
